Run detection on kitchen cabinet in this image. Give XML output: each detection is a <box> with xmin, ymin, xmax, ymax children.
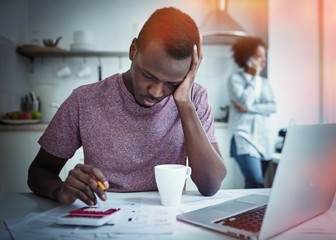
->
<box><xmin>0</xmin><ymin>130</ymin><xmax>42</xmax><ymax>193</ymax></box>
<box><xmin>215</xmin><ymin>125</ymin><xmax>244</xmax><ymax>189</ymax></box>
<box><xmin>0</xmin><ymin>126</ymin><xmax>83</xmax><ymax>193</ymax></box>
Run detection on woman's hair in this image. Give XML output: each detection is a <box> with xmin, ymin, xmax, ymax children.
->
<box><xmin>137</xmin><ymin>7</ymin><xmax>199</xmax><ymax>60</ymax></box>
<box><xmin>231</xmin><ymin>37</ymin><xmax>266</xmax><ymax>68</ymax></box>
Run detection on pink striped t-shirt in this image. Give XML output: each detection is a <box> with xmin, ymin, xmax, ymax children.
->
<box><xmin>39</xmin><ymin>73</ymin><xmax>217</xmax><ymax>192</ymax></box>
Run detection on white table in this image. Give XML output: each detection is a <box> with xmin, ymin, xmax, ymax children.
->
<box><xmin>1</xmin><ymin>189</ymin><xmax>336</xmax><ymax>240</ymax></box>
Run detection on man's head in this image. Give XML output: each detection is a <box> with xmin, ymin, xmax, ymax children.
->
<box><xmin>124</xmin><ymin>7</ymin><xmax>200</xmax><ymax>108</ymax></box>
<box><xmin>136</xmin><ymin>7</ymin><xmax>200</xmax><ymax>60</ymax></box>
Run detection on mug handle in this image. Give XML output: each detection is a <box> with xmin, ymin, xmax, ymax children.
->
<box><xmin>185</xmin><ymin>166</ymin><xmax>192</xmax><ymax>179</ymax></box>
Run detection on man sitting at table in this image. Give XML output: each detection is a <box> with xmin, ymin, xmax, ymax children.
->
<box><xmin>27</xmin><ymin>7</ymin><xmax>226</xmax><ymax>206</ymax></box>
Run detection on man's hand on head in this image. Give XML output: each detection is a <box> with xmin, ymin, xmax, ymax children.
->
<box><xmin>173</xmin><ymin>36</ymin><xmax>203</xmax><ymax>105</ymax></box>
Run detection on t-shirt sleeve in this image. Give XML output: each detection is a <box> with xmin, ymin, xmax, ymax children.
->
<box><xmin>192</xmin><ymin>83</ymin><xmax>217</xmax><ymax>144</ymax></box>
<box><xmin>38</xmin><ymin>90</ymin><xmax>82</xmax><ymax>159</ymax></box>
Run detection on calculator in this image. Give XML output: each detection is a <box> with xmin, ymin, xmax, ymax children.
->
<box><xmin>56</xmin><ymin>206</ymin><xmax>121</xmax><ymax>226</ymax></box>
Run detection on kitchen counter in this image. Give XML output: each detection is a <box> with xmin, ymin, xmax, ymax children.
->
<box><xmin>214</xmin><ymin>121</ymin><xmax>228</xmax><ymax>128</ymax></box>
<box><xmin>0</xmin><ymin>122</ymin><xmax>227</xmax><ymax>132</ymax></box>
<box><xmin>0</xmin><ymin>123</ymin><xmax>48</xmax><ymax>132</ymax></box>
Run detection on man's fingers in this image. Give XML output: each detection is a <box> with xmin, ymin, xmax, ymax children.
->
<box><xmin>64</xmin><ymin>164</ymin><xmax>109</xmax><ymax>205</ymax></box>
<box><xmin>91</xmin><ymin>167</ymin><xmax>109</xmax><ymax>189</ymax></box>
<box><xmin>66</xmin><ymin>169</ymin><xmax>97</xmax><ymax>205</ymax></box>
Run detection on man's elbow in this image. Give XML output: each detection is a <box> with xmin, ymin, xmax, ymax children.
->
<box><xmin>27</xmin><ymin>164</ymin><xmax>37</xmax><ymax>193</ymax></box>
<box><xmin>198</xmin><ymin>169</ymin><xmax>227</xmax><ymax>196</ymax></box>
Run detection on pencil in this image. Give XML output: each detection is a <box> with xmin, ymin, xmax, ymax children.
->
<box><xmin>96</xmin><ymin>180</ymin><xmax>107</xmax><ymax>192</ymax></box>
<box><xmin>90</xmin><ymin>174</ymin><xmax>107</xmax><ymax>192</ymax></box>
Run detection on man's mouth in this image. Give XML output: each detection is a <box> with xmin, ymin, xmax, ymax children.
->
<box><xmin>143</xmin><ymin>97</ymin><xmax>157</xmax><ymax>107</ymax></box>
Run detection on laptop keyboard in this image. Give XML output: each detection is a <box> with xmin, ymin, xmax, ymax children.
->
<box><xmin>214</xmin><ymin>205</ymin><xmax>267</xmax><ymax>233</ymax></box>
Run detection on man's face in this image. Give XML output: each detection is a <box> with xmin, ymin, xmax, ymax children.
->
<box><xmin>126</xmin><ymin>40</ymin><xmax>191</xmax><ymax>108</ymax></box>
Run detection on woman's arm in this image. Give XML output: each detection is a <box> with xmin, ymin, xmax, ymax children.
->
<box><xmin>228</xmin><ymin>74</ymin><xmax>257</xmax><ymax>110</ymax></box>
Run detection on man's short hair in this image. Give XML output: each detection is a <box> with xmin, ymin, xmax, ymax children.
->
<box><xmin>137</xmin><ymin>7</ymin><xmax>199</xmax><ymax>60</ymax></box>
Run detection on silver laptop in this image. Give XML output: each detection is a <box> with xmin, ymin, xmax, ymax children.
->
<box><xmin>177</xmin><ymin>123</ymin><xmax>336</xmax><ymax>239</ymax></box>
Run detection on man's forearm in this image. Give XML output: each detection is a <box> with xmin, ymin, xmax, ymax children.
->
<box><xmin>176</xmin><ymin>101</ymin><xmax>226</xmax><ymax>196</ymax></box>
<box><xmin>28</xmin><ymin>164</ymin><xmax>64</xmax><ymax>202</ymax></box>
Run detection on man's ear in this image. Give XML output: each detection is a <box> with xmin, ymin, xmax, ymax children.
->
<box><xmin>129</xmin><ymin>38</ymin><xmax>138</xmax><ymax>61</ymax></box>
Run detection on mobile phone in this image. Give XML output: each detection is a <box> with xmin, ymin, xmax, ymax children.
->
<box><xmin>247</xmin><ymin>57</ymin><xmax>256</xmax><ymax>68</ymax></box>
<box><xmin>56</xmin><ymin>206</ymin><xmax>121</xmax><ymax>226</ymax></box>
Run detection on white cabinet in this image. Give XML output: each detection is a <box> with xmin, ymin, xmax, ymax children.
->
<box><xmin>0</xmin><ymin>129</ymin><xmax>83</xmax><ymax>193</ymax></box>
<box><xmin>215</xmin><ymin>125</ymin><xmax>244</xmax><ymax>189</ymax></box>
<box><xmin>0</xmin><ymin>131</ymin><xmax>42</xmax><ymax>193</ymax></box>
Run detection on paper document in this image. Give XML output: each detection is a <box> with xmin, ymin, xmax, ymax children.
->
<box><xmin>4</xmin><ymin>196</ymin><xmax>176</xmax><ymax>239</ymax></box>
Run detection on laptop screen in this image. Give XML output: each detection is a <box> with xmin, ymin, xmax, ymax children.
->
<box><xmin>260</xmin><ymin>123</ymin><xmax>336</xmax><ymax>239</ymax></box>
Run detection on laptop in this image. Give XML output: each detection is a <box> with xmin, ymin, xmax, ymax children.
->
<box><xmin>177</xmin><ymin>123</ymin><xmax>336</xmax><ymax>239</ymax></box>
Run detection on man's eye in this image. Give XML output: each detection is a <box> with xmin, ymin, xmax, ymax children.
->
<box><xmin>143</xmin><ymin>72</ymin><xmax>155</xmax><ymax>79</ymax></box>
<box><xmin>168</xmin><ymin>82</ymin><xmax>180</xmax><ymax>88</ymax></box>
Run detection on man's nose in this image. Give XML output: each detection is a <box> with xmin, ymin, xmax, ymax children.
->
<box><xmin>148</xmin><ymin>82</ymin><xmax>165</xmax><ymax>98</ymax></box>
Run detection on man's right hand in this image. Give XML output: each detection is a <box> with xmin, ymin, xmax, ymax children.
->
<box><xmin>56</xmin><ymin>164</ymin><xmax>109</xmax><ymax>205</ymax></box>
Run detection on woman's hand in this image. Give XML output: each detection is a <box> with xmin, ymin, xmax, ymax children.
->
<box><xmin>248</xmin><ymin>58</ymin><xmax>263</xmax><ymax>76</ymax></box>
<box><xmin>56</xmin><ymin>164</ymin><xmax>109</xmax><ymax>205</ymax></box>
<box><xmin>231</xmin><ymin>100</ymin><xmax>247</xmax><ymax>113</ymax></box>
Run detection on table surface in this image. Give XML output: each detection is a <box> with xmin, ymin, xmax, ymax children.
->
<box><xmin>1</xmin><ymin>189</ymin><xmax>336</xmax><ymax>240</ymax></box>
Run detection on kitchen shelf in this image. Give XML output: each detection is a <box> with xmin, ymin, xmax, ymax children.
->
<box><xmin>17</xmin><ymin>45</ymin><xmax>128</xmax><ymax>61</ymax></box>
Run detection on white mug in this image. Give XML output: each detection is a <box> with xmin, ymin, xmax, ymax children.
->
<box><xmin>155</xmin><ymin>164</ymin><xmax>192</xmax><ymax>207</ymax></box>
<box><xmin>56</xmin><ymin>65</ymin><xmax>71</xmax><ymax>77</ymax></box>
<box><xmin>77</xmin><ymin>65</ymin><xmax>92</xmax><ymax>78</ymax></box>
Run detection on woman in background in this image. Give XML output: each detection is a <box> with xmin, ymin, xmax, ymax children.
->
<box><xmin>227</xmin><ymin>37</ymin><xmax>277</xmax><ymax>188</ymax></box>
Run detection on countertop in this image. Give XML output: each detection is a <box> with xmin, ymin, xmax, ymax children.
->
<box><xmin>0</xmin><ymin>122</ymin><xmax>227</xmax><ymax>132</ymax></box>
<box><xmin>0</xmin><ymin>123</ymin><xmax>49</xmax><ymax>132</ymax></box>
<box><xmin>0</xmin><ymin>189</ymin><xmax>270</xmax><ymax>239</ymax></box>
<box><xmin>2</xmin><ymin>189</ymin><xmax>336</xmax><ymax>239</ymax></box>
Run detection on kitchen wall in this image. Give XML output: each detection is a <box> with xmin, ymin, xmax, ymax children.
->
<box><xmin>321</xmin><ymin>0</ymin><xmax>336</xmax><ymax>123</ymax></box>
<box><xmin>0</xmin><ymin>0</ymin><xmax>29</xmax><ymax>115</ymax></box>
<box><xmin>2</xmin><ymin>0</ymin><xmax>335</xmax><ymax>192</ymax></box>
<box><xmin>268</xmin><ymin>0</ymin><xmax>336</xmax><ymax>130</ymax></box>
<box><xmin>0</xmin><ymin>0</ymin><xmax>268</xmax><ymax>192</ymax></box>
<box><xmin>0</xmin><ymin>0</ymin><xmax>268</xmax><ymax>122</ymax></box>
<box><xmin>1</xmin><ymin>0</ymin><xmax>334</xmax><ymax>136</ymax></box>
<box><xmin>269</xmin><ymin>0</ymin><xmax>320</xmax><ymax>130</ymax></box>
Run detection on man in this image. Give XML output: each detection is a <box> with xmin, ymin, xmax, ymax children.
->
<box><xmin>28</xmin><ymin>7</ymin><xmax>226</xmax><ymax>205</ymax></box>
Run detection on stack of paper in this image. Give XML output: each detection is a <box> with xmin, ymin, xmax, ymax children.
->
<box><xmin>4</xmin><ymin>198</ymin><xmax>176</xmax><ymax>240</ymax></box>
